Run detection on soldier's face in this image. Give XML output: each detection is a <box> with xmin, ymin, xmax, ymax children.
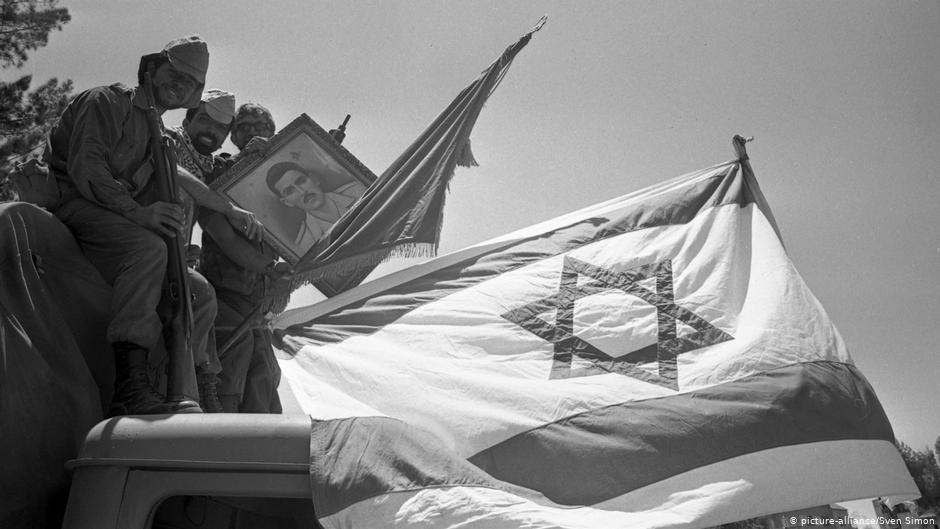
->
<box><xmin>151</xmin><ymin>63</ymin><xmax>198</xmax><ymax>110</ymax></box>
<box><xmin>274</xmin><ymin>169</ymin><xmax>324</xmax><ymax>211</ymax></box>
<box><xmin>184</xmin><ymin>105</ymin><xmax>229</xmax><ymax>155</ymax></box>
<box><xmin>231</xmin><ymin>114</ymin><xmax>274</xmax><ymax>151</ymax></box>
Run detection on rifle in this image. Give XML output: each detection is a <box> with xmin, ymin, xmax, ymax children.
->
<box><xmin>142</xmin><ymin>72</ymin><xmax>197</xmax><ymax>405</ymax></box>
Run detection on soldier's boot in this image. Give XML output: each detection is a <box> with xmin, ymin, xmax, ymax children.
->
<box><xmin>219</xmin><ymin>394</ymin><xmax>241</xmax><ymax>413</ymax></box>
<box><xmin>197</xmin><ymin>372</ymin><xmax>224</xmax><ymax>413</ymax></box>
<box><xmin>109</xmin><ymin>343</ymin><xmax>203</xmax><ymax>416</ymax></box>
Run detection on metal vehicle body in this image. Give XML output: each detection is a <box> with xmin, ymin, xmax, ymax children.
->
<box><xmin>61</xmin><ymin>414</ymin><xmax>318</xmax><ymax>529</ymax></box>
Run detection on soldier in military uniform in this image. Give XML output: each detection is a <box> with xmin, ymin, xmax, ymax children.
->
<box><xmin>166</xmin><ymin>89</ymin><xmax>243</xmax><ymax>412</ymax></box>
<box><xmin>43</xmin><ymin>36</ymin><xmax>262</xmax><ymax>415</ymax></box>
<box><xmin>199</xmin><ymin>103</ymin><xmax>290</xmax><ymax>413</ymax></box>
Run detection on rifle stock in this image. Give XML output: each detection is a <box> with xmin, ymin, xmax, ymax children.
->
<box><xmin>142</xmin><ymin>72</ymin><xmax>196</xmax><ymax>404</ymax></box>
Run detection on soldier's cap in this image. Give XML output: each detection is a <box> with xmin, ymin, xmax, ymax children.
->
<box><xmin>162</xmin><ymin>35</ymin><xmax>209</xmax><ymax>85</ymax></box>
<box><xmin>201</xmin><ymin>89</ymin><xmax>235</xmax><ymax>125</ymax></box>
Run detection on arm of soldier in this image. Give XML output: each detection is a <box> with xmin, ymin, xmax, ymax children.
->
<box><xmin>66</xmin><ymin>87</ymin><xmax>142</xmax><ymax>214</ymax></box>
<box><xmin>176</xmin><ymin>166</ymin><xmax>264</xmax><ymax>241</ymax></box>
<box><xmin>231</xmin><ymin>136</ymin><xmax>270</xmax><ymax>164</ymax></box>
<box><xmin>200</xmin><ymin>209</ymin><xmax>290</xmax><ymax>277</ymax></box>
<box><xmin>66</xmin><ymin>88</ymin><xmax>183</xmax><ymax>237</ymax></box>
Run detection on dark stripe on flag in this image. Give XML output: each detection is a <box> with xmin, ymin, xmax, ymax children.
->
<box><xmin>308</xmin><ymin>361</ymin><xmax>893</xmax><ymax>516</ymax></box>
<box><xmin>310</xmin><ymin>415</ymin><xmax>528</xmax><ymax>518</ymax></box>
<box><xmin>282</xmin><ymin>162</ymin><xmax>763</xmax><ymax>347</ymax></box>
<box><xmin>467</xmin><ymin>360</ymin><xmax>894</xmax><ymax>505</ymax></box>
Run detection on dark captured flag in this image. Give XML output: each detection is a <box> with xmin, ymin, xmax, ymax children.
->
<box><xmin>293</xmin><ymin>18</ymin><xmax>547</xmax><ymax>293</ymax></box>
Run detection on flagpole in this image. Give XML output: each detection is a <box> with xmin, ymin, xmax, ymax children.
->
<box><xmin>732</xmin><ymin>134</ymin><xmax>753</xmax><ymax>161</ymax></box>
<box><xmin>731</xmin><ymin>134</ymin><xmax>784</xmax><ymax>245</ymax></box>
<box><xmin>529</xmin><ymin>15</ymin><xmax>548</xmax><ymax>35</ymax></box>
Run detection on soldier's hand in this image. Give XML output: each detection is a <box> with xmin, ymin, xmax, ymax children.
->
<box><xmin>266</xmin><ymin>261</ymin><xmax>293</xmax><ymax>279</ymax></box>
<box><xmin>127</xmin><ymin>202</ymin><xmax>185</xmax><ymax>237</ymax></box>
<box><xmin>10</xmin><ymin>159</ymin><xmax>47</xmax><ymax>192</ymax></box>
<box><xmin>10</xmin><ymin>159</ymin><xmax>61</xmax><ymax>208</ymax></box>
<box><xmin>242</xmin><ymin>136</ymin><xmax>270</xmax><ymax>157</ymax></box>
<box><xmin>226</xmin><ymin>206</ymin><xmax>264</xmax><ymax>241</ymax></box>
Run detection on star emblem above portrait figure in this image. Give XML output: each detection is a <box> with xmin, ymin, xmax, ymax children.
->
<box><xmin>502</xmin><ymin>257</ymin><xmax>733</xmax><ymax>390</ymax></box>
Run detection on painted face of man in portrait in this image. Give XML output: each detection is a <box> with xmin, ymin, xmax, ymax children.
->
<box><xmin>272</xmin><ymin>168</ymin><xmax>326</xmax><ymax>212</ymax></box>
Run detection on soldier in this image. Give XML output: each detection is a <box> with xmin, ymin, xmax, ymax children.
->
<box><xmin>229</xmin><ymin>102</ymin><xmax>276</xmax><ymax>154</ymax></box>
<box><xmin>43</xmin><ymin>36</ymin><xmax>262</xmax><ymax>415</ymax></box>
<box><xmin>169</xmin><ymin>89</ymin><xmax>235</xmax><ymax>242</ymax></box>
<box><xmin>166</xmin><ymin>89</ymin><xmax>242</xmax><ymax>412</ymax></box>
<box><xmin>199</xmin><ymin>103</ymin><xmax>290</xmax><ymax>413</ymax></box>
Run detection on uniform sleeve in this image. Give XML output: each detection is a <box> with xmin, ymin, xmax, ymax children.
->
<box><xmin>66</xmin><ymin>88</ymin><xmax>141</xmax><ymax>214</ymax></box>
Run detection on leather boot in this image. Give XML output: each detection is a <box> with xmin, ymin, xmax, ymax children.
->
<box><xmin>219</xmin><ymin>394</ymin><xmax>241</xmax><ymax>413</ymax></box>
<box><xmin>197</xmin><ymin>371</ymin><xmax>224</xmax><ymax>413</ymax></box>
<box><xmin>110</xmin><ymin>342</ymin><xmax>203</xmax><ymax>416</ymax></box>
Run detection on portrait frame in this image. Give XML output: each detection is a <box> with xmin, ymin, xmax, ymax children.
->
<box><xmin>211</xmin><ymin>113</ymin><xmax>377</xmax><ymax>264</ymax></box>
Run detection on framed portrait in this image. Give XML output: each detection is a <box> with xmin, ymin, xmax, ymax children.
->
<box><xmin>212</xmin><ymin>114</ymin><xmax>377</xmax><ymax>264</ymax></box>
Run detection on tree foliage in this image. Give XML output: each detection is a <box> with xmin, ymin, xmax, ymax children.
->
<box><xmin>0</xmin><ymin>74</ymin><xmax>72</xmax><ymax>149</ymax></box>
<box><xmin>716</xmin><ymin>518</ymin><xmax>766</xmax><ymax>529</ymax></box>
<box><xmin>0</xmin><ymin>0</ymin><xmax>73</xmax><ymax>200</ymax></box>
<box><xmin>896</xmin><ymin>440</ymin><xmax>940</xmax><ymax>511</ymax></box>
<box><xmin>0</xmin><ymin>0</ymin><xmax>70</xmax><ymax>68</ymax></box>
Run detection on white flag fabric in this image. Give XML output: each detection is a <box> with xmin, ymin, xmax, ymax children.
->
<box><xmin>274</xmin><ymin>157</ymin><xmax>917</xmax><ymax>528</ymax></box>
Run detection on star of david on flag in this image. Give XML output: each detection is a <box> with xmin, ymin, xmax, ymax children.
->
<box><xmin>274</xmin><ymin>152</ymin><xmax>917</xmax><ymax>529</ymax></box>
<box><xmin>502</xmin><ymin>256</ymin><xmax>733</xmax><ymax>388</ymax></box>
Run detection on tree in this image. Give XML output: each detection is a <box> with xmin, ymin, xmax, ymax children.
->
<box><xmin>0</xmin><ymin>0</ymin><xmax>73</xmax><ymax>200</ymax></box>
<box><xmin>1</xmin><ymin>0</ymin><xmax>70</xmax><ymax>68</ymax></box>
<box><xmin>716</xmin><ymin>519</ymin><xmax>766</xmax><ymax>529</ymax></box>
<box><xmin>935</xmin><ymin>436</ymin><xmax>940</xmax><ymax>468</ymax></box>
<box><xmin>896</xmin><ymin>440</ymin><xmax>940</xmax><ymax>512</ymax></box>
<box><xmin>848</xmin><ymin>510</ymin><xmax>876</xmax><ymax>529</ymax></box>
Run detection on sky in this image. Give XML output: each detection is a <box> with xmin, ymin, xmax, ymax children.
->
<box><xmin>7</xmin><ymin>0</ymin><xmax>938</xmax><ymax>518</ymax></box>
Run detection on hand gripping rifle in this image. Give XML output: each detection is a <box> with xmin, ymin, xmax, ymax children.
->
<box><xmin>142</xmin><ymin>72</ymin><xmax>196</xmax><ymax>405</ymax></box>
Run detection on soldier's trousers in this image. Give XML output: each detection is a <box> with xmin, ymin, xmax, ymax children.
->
<box><xmin>55</xmin><ymin>197</ymin><xmax>220</xmax><ymax>376</ymax></box>
<box><xmin>213</xmin><ymin>287</ymin><xmax>281</xmax><ymax>413</ymax></box>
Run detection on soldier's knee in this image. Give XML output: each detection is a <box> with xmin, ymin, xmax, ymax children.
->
<box><xmin>189</xmin><ymin>271</ymin><xmax>218</xmax><ymax>315</ymax></box>
<box><xmin>135</xmin><ymin>230</ymin><xmax>168</xmax><ymax>270</ymax></box>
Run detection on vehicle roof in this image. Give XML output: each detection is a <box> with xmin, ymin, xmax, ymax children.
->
<box><xmin>68</xmin><ymin>414</ymin><xmax>312</xmax><ymax>472</ymax></box>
